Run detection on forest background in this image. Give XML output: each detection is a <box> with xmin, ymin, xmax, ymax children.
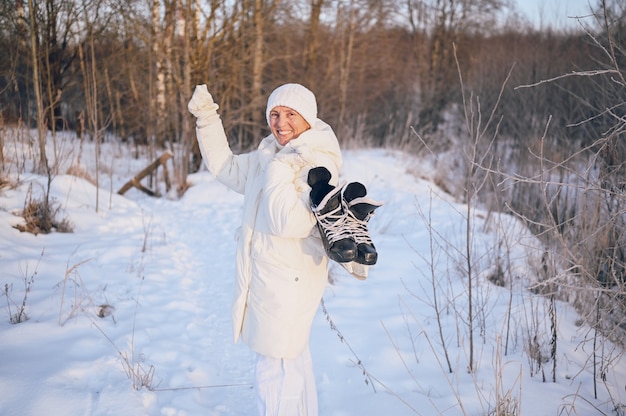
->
<box><xmin>1</xmin><ymin>0</ymin><xmax>626</xmax><ymax>361</ymax></box>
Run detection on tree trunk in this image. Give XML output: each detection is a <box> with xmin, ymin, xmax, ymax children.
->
<box><xmin>153</xmin><ymin>0</ymin><xmax>166</xmax><ymax>147</ymax></box>
<box><xmin>251</xmin><ymin>0</ymin><xmax>265</xmax><ymax>141</ymax></box>
<box><xmin>27</xmin><ymin>0</ymin><xmax>48</xmax><ymax>175</ymax></box>
<box><xmin>337</xmin><ymin>1</ymin><xmax>355</xmax><ymax>134</ymax></box>
<box><xmin>304</xmin><ymin>0</ymin><xmax>323</xmax><ymax>85</ymax></box>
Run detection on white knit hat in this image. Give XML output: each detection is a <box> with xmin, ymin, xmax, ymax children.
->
<box><xmin>265</xmin><ymin>83</ymin><xmax>318</xmax><ymax>128</ymax></box>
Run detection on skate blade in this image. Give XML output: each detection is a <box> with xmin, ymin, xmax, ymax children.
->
<box><xmin>339</xmin><ymin>261</ymin><xmax>369</xmax><ymax>280</ymax></box>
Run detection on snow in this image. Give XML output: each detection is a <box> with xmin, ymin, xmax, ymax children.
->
<box><xmin>1</xmin><ymin>134</ymin><xmax>624</xmax><ymax>415</ymax></box>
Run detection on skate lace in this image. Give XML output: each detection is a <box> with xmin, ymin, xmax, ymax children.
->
<box><xmin>314</xmin><ymin>201</ymin><xmax>353</xmax><ymax>244</ymax></box>
<box><xmin>346</xmin><ymin>210</ymin><xmax>373</xmax><ymax>244</ymax></box>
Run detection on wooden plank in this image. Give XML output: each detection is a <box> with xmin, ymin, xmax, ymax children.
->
<box><xmin>117</xmin><ymin>151</ymin><xmax>173</xmax><ymax>196</ymax></box>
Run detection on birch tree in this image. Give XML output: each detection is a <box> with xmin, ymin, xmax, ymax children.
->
<box><xmin>152</xmin><ymin>0</ymin><xmax>166</xmax><ymax>149</ymax></box>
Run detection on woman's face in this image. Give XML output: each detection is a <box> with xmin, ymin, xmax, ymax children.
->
<box><xmin>269</xmin><ymin>106</ymin><xmax>311</xmax><ymax>146</ymax></box>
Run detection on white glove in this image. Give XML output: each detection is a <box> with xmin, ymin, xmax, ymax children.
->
<box><xmin>188</xmin><ymin>84</ymin><xmax>220</xmax><ymax>126</ymax></box>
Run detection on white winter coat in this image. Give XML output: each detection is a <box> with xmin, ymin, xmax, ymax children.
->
<box><xmin>196</xmin><ymin>115</ymin><xmax>342</xmax><ymax>359</ymax></box>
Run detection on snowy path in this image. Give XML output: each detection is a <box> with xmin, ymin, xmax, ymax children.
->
<box><xmin>1</xmin><ymin>148</ymin><xmax>625</xmax><ymax>415</ymax></box>
<box><xmin>110</xmin><ymin>174</ymin><xmax>262</xmax><ymax>414</ymax></box>
<box><xmin>143</xmin><ymin>178</ymin><xmax>259</xmax><ymax>414</ymax></box>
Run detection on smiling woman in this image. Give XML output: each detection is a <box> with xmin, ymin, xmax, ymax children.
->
<box><xmin>265</xmin><ymin>83</ymin><xmax>318</xmax><ymax>146</ymax></box>
<box><xmin>188</xmin><ymin>82</ymin><xmax>343</xmax><ymax>416</ymax></box>
<box><xmin>268</xmin><ymin>107</ymin><xmax>311</xmax><ymax>146</ymax></box>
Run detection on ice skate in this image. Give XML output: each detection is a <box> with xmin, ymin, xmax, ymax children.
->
<box><xmin>342</xmin><ymin>182</ymin><xmax>383</xmax><ymax>265</ymax></box>
<box><xmin>308</xmin><ymin>167</ymin><xmax>357</xmax><ymax>263</ymax></box>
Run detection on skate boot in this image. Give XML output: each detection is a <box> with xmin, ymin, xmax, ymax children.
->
<box><xmin>342</xmin><ymin>182</ymin><xmax>383</xmax><ymax>265</ymax></box>
<box><xmin>308</xmin><ymin>167</ymin><xmax>357</xmax><ymax>263</ymax></box>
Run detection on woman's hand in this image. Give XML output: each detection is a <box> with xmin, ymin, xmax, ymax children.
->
<box><xmin>188</xmin><ymin>84</ymin><xmax>220</xmax><ymax>126</ymax></box>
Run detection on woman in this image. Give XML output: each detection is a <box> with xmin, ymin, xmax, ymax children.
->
<box><xmin>187</xmin><ymin>83</ymin><xmax>342</xmax><ymax>415</ymax></box>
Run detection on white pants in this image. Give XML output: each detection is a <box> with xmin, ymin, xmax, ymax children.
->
<box><xmin>254</xmin><ymin>346</ymin><xmax>318</xmax><ymax>416</ymax></box>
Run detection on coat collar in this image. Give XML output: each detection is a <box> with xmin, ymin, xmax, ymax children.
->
<box><xmin>256</xmin><ymin>118</ymin><xmax>342</xmax><ymax>171</ymax></box>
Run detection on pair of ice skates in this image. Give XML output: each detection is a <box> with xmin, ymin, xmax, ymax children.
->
<box><xmin>308</xmin><ymin>167</ymin><xmax>383</xmax><ymax>280</ymax></box>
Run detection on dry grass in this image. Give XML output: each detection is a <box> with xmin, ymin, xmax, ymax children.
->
<box><xmin>13</xmin><ymin>188</ymin><xmax>73</xmax><ymax>235</ymax></box>
<box><xmin>0</xmin><ymin>176</ymin><xmax>14</xmax><ymax>191</ymax></box>
<box><xmin>66</xmin><ymin>164</ymin><xmax>97</xmax><ymax>185</ymax></box>
<box><xmin>3</xmin><ymin>251</ymin><xmax>42</xmax><ymax>324</ymax></box>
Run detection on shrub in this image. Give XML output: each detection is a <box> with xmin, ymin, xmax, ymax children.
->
<box><xmin>13</xmin><ymin>187</ymin><xmax>73</xmax><ymax>235</ymax></box>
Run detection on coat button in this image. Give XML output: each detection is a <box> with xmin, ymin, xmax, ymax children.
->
<box><xmin>295</xmin><ymin>277</ymin><xmax>299</xmax><ymax>282</ymax></box>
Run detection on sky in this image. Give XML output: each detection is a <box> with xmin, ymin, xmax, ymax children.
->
<box><xmin>514</xmin><ymin>0</ymin><xmax>595</xmax><ymax>29</ymax></box>
<box><xmin>0</xmin><ymin>133</ymin><xmax>625</xmax><ymax>415</ymax></box>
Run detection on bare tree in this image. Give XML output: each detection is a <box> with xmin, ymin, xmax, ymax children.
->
<box><xmin>77</xmin><ymin>0</ymin><xmax>113</xmax><ymax>211</ymax></box>
<box><xmin>303</xmin><ymin>0</ymin><xmax>324</xmax><ymax>85</ymax></box>
<box><xmin>336</xmin><ymin>1</ymin><xmax>356</xmax><ymax>134</ymax></box>
<box><xmin>406</xmin><ymin>0</ymin><xmax>506</xmax><ymax>132</ymax></box>
<box><xmin>27</xmin><ymin>0</ymin><xmax>48</xmax><ymax>175</ymax></box>
<box><xmin>152</xmin><ymin>0</ymin><xmax>167</xmax><ymax>149</ymax></box>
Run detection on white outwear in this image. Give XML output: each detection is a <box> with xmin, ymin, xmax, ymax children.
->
<box><xmin>189</xmin><ymin>85</ymin><xmax>342</xmax><ymax>360</ymax></box>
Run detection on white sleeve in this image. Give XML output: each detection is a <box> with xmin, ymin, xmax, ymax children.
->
<box><xmin>195</xmin><ymin>117</ymin><xmax>251</xmax><ymax>195</ymax></box>
<box><xmin>259</xmin><ymin>156</ymin><xmax>317</xmax><ymax>238</ymax></box>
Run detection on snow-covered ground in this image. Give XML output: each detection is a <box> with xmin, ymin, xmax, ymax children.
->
<box><xmin>0</xmin><ymin>134</ymin><xmax>624</xmax><ymax>415</ymax></box>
